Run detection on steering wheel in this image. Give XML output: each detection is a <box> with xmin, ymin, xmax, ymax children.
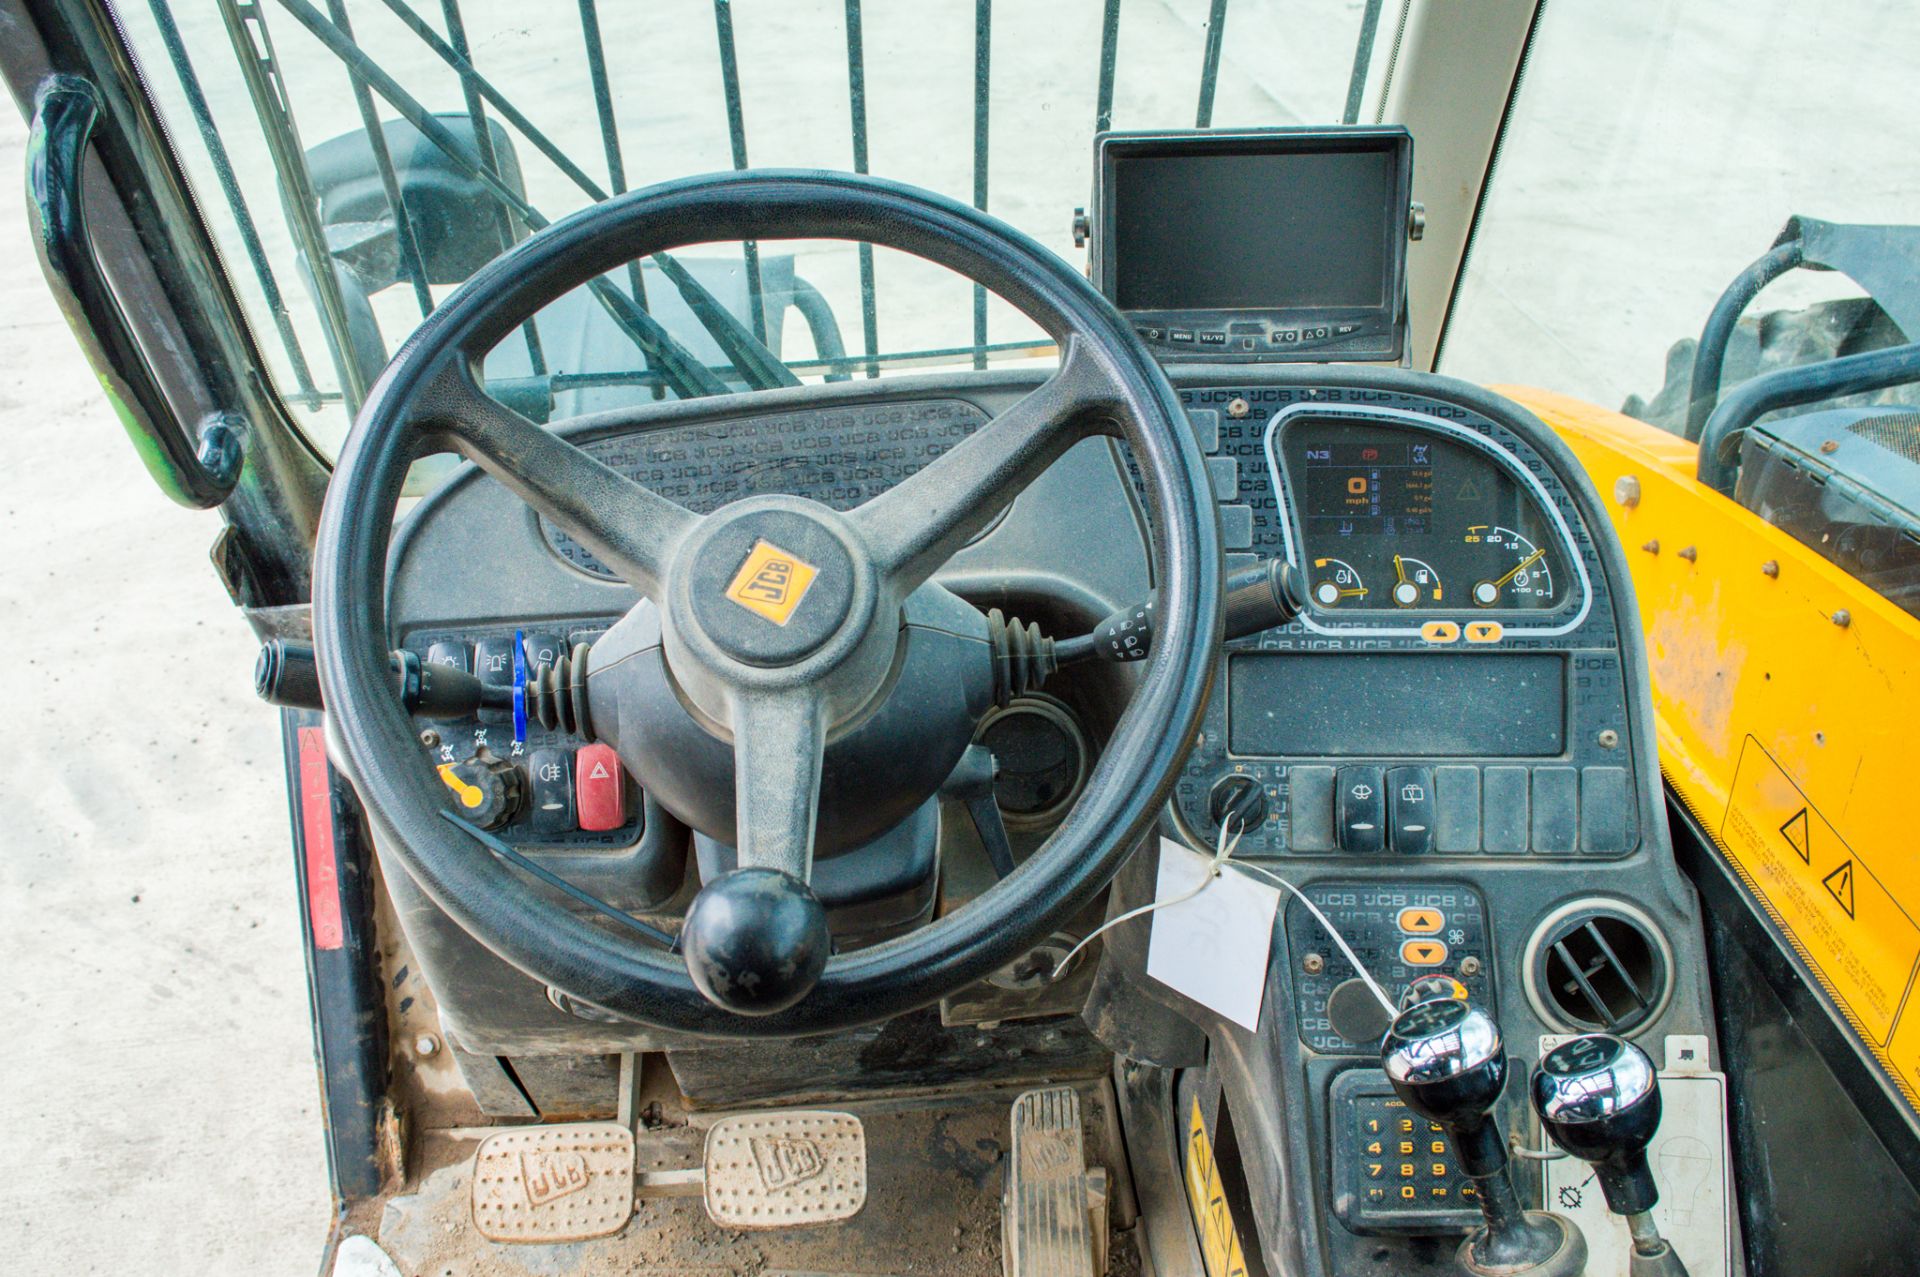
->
<box><xmin>313</xmin><ymin>170</ymin><xmax>1220</xmax><ymax>1037</ymax></box>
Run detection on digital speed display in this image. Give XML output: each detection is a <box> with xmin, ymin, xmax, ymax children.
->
<box><xmin>1296</xmin><ymin>436</ymin><xmax>1436</xmax><ymax>534</ymax></box>
<box><xmin>1277</xmin><ymin>417</ymin><xmax>1566</xmax><ymax>613</ymax></box>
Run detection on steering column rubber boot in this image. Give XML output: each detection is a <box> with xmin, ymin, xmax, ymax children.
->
<box><xmin>1382</xmin><ymin>999</ymin><xmax>1588</xmax><ymax>1277</ymax></box>
<box><xmin>680</xmin><ymin>867</ymin><xmax>831</xmax><ymax>1015</ymax></box>
<box><xmin>1532</xmin><ymin>1035</ymin><xmax>1691</xmax><ymax>1277</ymax></box>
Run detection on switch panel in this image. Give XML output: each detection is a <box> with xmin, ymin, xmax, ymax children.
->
<box><xmin>1286</xmin><ymin>882</ymin><xmax>1494</xmax><ymax>1054</ymax></box>
<box><xmin>402</xmin><ymin>622</ymin><xmax>643</xmax><ymax>853</ymax></box>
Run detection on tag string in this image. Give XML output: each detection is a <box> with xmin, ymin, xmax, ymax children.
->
<box><xmin>1051</xmin><ymin>819</ymin><xmax>1398</xmax><ymax>1020</ymax></box>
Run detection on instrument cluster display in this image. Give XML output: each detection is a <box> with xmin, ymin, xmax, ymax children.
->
<box><xmin>1274</xmin><ymin>414</ymin><xmax>1567</xmax><ymax>614</ymax></box>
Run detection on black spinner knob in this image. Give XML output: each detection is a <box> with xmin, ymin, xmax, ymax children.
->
<box><xmin>436</xmin><ymin>753</ymin><xmax>525</xmax><ymax>831</ymax></box>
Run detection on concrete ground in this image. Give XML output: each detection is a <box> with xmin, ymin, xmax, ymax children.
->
<box><xmin>1</xmin><ymin>1</ymin><xmax>1913</xmax><ymax>1274</ymax></box>
<box><xmin>0</xmin><ymin>116</ymin><xmax>329</xmax><ymax>1273</ymax></box>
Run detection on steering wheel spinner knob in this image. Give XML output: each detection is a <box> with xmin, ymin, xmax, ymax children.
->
<box><xmin>681</xmin><ymin>868</ymin><xmax>831</xmax><ymax>1015</ymax></box>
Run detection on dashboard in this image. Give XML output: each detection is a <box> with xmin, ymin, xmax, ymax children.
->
<box><xmin>1162</xmin><ymin>382</ymin><xmax>1636</xmax><ymax>866</ymax></box>
<box><xmin>379</xmin><ymin>360</ymin><xmax>1713</xmax><ymax>1277</ymax></box>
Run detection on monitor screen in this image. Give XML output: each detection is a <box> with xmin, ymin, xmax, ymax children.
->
<box><xmin>1109</xmin><ymin>146</ymin><xmax>1397</xmax><ymax>313</ymax></box>
<box><xmin>1227</xmin><ymin>651</ymin><xmax>1568</xmax><ymax>758</ymax></box>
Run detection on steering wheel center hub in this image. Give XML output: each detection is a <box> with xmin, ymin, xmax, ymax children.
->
<box><xmin>682</xmin><ymin>504</ymin><xmax>861</xmax><ymax>667</ymax></box>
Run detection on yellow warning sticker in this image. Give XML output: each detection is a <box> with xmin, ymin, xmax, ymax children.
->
<box><xmin>1185</xmin><ymin>1097</ymin><xmax>1250</xmax><ymax>1277</ymax></box>
<box><xmin>1722</xmin><ymin>739</ymin><xmax>1920</xmax><ymax>1046</ymax></box>
<box><xmin>723</xmin><ymin>539</ymin><xmax>818</xmax><ymax>626</ymax></box>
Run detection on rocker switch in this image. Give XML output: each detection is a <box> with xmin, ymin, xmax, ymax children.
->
<box><xmin>528</xmin><ymin>748</ymin><xmax>576</xmax><ymax>834</ymax></box>
<box><xmin>575</xmin><ymin>743</ymin><xmax>627</xmax><ymax>832</ymax></box>
<box><xmin>1388</xmin><ymin>766</ymin><xmax>1436</xmax><ymax>855</ymax></box>
<box><xmin>1336</xmin><ymin>766</ymin><xmax>1387</xmax><ymax>853</ymax></box>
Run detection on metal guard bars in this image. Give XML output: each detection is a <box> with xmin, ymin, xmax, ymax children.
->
<box><xmin>1696</xmin><ymin>340</ymin><xmax>1920</xmax><ymax>494</ymax></box>
<box><xmin>137</xmin><ymin>0</ymin><xmax>1395</xmax><ymax>407</ymax></box>
<box><xmin>26</xmin><ymin>75</ymin><xmax>244</xmax><ymax>508</ymax></box>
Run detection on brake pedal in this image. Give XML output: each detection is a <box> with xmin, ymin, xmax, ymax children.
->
<box><xmin>471</xmin><ymin>1111</ymin><xmax>867</xmax><ymax>1244</ymax></box>
<box><xmin>699</xmin><ymin>1110</ymin><xmax>868</xmax><ymax>1228</ymax></box>
<box><xmin>1003</xmin><ymin>1087</ymin><xmax>1109</xmax><ymax>1277</ymax></box>
<box><xmin>471</xmin><ymin>1122</ymin><xmax>636</xmax><ymax>1243</ymax></box>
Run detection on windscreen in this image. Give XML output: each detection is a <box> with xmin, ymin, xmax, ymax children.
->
<box><xmin>1111</xmin><ymin>148</ymin><xmax>1395</xmax><ymax>311</ymax></box>
<box><xmin>112</xmin><ymin>1</ymin><xmax>1391</xmax><ymax>461</ymax></box>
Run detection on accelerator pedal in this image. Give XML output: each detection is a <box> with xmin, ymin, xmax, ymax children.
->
<box><xmin>1002</xmin><ymin>1087</ymin><xmax>1110</xmax><ymax>1277</ymax></box>
<box><xmin>471</xmin><ymin>1122</ymin><xmax>635</xmax><ymax>1243</ymax></box>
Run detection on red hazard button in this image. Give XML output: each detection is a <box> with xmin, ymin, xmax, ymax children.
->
<box><xmin>575</xmin><ymin>743</ymin><xmax>627</xmax><ymax>832</ymax></box>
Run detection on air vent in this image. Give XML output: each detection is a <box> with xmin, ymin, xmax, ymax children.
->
<box><xmin>1528</xmin><ymin>903</ymin><xmax>1670</xmax><ymax>1035</ymax></box>
<box><xmin>1848</xmin><ymin>412</ymin><xmax>1920</xmax><ymax>464</ymax></box>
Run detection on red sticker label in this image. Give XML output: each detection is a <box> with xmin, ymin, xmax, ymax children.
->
<box><xmin>297</xmin><ymin>727</ymin><xmax>345</xmax><ymax>950</ymax></box>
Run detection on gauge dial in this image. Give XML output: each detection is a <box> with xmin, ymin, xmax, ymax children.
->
<box><xmin>1311</xmin><ymin>558</ymin><xmax>1368</xmax><ymax>608</ymax></box>
<box><xmin>1465</xmin><ymin>526</ymin><xmax>1554</xmax><ymax>607</ymax></box>
<box><xmin>1389</xmin><ymin>555</ymin><xmax>1444</xmax><ymax>607</ymax></box>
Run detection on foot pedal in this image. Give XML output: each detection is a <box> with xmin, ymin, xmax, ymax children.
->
<box><xmin>471</xmin><ymin>1122</ymin><xmax>635</xmax><ymax>1243</ymax></box>
<box><xmin>701</xmin><ymin>1110</ymin><xmax>868</xmax><ymax>1228</ymax></box>
<box><xmin>1003</xmin><ymin>1087</ymin><xmax>1109</xmax><ymax>1277</ymax></box>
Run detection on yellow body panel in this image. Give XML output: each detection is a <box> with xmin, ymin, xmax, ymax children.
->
<box><xmin>1501</xmin><ymin>385</ymin><xmax>1920</xmax><ymax>1105</ymax></box>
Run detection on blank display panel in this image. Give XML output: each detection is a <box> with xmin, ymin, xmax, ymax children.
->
<box><xmin>1111</xmin><ymin>149</ymin><xmax>1396</xmax><ymax>312</ymax></box>
<box><xmin>1228</xmin><ymin>651</ymin><xmax>1567</xmax><ymax>758</ymax></box>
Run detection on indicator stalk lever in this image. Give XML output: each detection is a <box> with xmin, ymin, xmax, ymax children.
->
<box><xmin>1057</xmin><ymin>557</ymin><xmax>1306</xmax><ymax>668</ymax></box>
<box><xmin>255</xmin><ymin>639</ymin><xmax>509</xmax><ymax>720</ymax></box>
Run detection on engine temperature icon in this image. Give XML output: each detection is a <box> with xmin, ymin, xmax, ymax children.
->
<box><xmin>1312</xmin><ymin>558</ymin><xmax>1368</xmax><ymax>608</ymax></box>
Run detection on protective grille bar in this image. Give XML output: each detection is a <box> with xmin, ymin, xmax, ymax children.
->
<box><xmin>152</xmin><ymin>0</ymin><xmax>1397</xmax><ymax>407</ymax></box>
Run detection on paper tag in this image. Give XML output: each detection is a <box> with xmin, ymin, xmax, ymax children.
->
<box><xmin>1147</xmin><ymin>838</ymin><xmax>1281</xmax><ymax>1031</ymax></box>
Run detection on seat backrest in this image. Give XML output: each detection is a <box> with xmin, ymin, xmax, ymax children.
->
<box><xmin>304</xmin><ymin>113</ymin><xmax>527</xmax><ymax>289</ymax></box>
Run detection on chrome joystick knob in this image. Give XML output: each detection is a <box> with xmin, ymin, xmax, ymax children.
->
<box><xmin>1382</xmin><ymin>999</ymin><xmax>1588</xmax><ymax>1277</ymax></box>
<box><xmin>1533</xmin><ymin>1035</ymin><xmax>1690</xmax><ymax>1277</ymax></box>
<box><xmin>1382</xmin><ymin>997</ymin><xmax>1510</xmax><ymax>1176</ymax></box>
<box><xmin>1532</xmin><ymin>1034</ymin><xmax>1663</xmax><ymax>1215</ymax></box>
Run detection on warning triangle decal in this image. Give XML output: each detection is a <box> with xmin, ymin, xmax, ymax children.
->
<box><xmin>1823</xmin><ymin>860</ymin><xmax>1856</xmax><ymax>919</ymax></box>
<box><xmin>589</xmin><ymin>761</ymin><xmax>610</xmax><ymax>780</ymax></box>
<box><xmin>1780</xmin><ymin>808</ymin><xmax>1812</xmax><ymax>863</ymax></box>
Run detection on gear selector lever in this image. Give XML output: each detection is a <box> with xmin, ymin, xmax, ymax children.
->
<box><xmin>1381</xmin><ymin>999</ymin><xmax>1587</xmax><ymax>1277</ymax></box>
<box><xmin>1532</xmin><ymin>1034</ymin><xmax>1691</xmax><ymax>1277</ymax></box>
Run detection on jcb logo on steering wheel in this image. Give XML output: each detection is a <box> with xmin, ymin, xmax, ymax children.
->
<box><xmin>724</xmin><ymin>539</ymin><xmax>819</xmax><ymax>626</ymax></box>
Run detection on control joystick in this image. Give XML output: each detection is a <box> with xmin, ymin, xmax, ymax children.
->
<box><xmin>1381</xmin><ymin>999</ymin><xmax>1587</xmax><ymax>1277</ymax></box>
<box><xmin>1532</xmin><ymin>1034</ymin><xmax>1690</xmax><ymax>1277</ymax></box>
